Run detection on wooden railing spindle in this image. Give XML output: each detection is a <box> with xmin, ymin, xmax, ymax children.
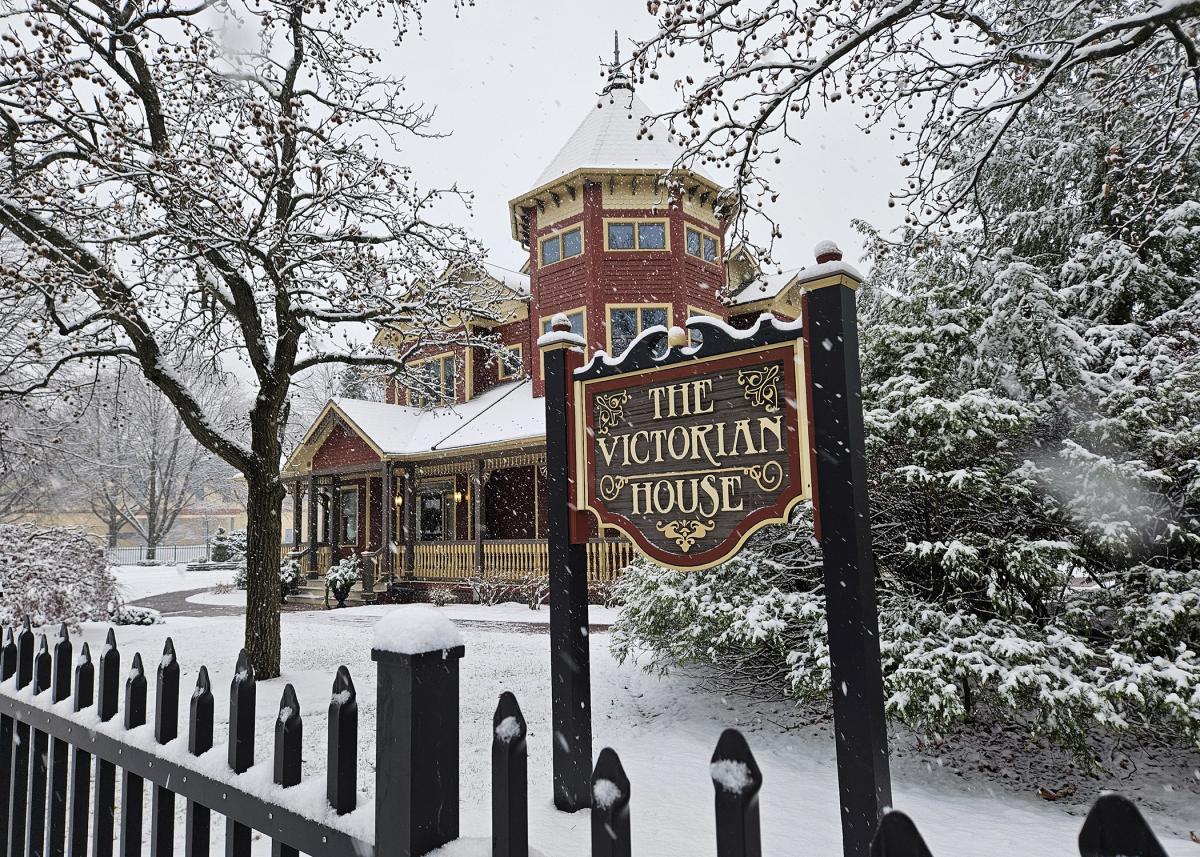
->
<box><xmin>9</xmin><ymin>618</ymin><xmax>35</xmax><ymax>857</ymax></box>
<box><xmin>47</xmin><ymin>626</ymin><xmax>72</xmax><ymax>857</ymax></box>
<box><xmin>183</xmin><ymin>668</ymin><xmax>213</xmax><ymax>857</ymax></box>
<box><xmin>92</xmin><ymin>629</ymin><xmax>120</xmax><ymax>857</ymax></box>
<box><xmin>67</xmin><ymin>645</ymin><xmax>93</xmax><ymax>857</ymax></box>
<box><xmin>225</xmin><ymin>651</ymin><xmax>255</xmax><ymax>857</ymax></box>
<box><xmin>118</xmin><ymin>654</ymin><xmax>147</xmax><ymax>857</ymax></box>
<box><xmin>1</xmin><ymin>628</ymin><xmax>16</xmax><ymax>850</ymax></box>
<box><xmin>271</xmin><ymin>686</ymin><xmax>301</xmax><ymax>857</ymax></box>
<box><xmin>326</xmin><ymin>668</ymin><xmax>356</xmax><ymax>816</ymax></box>
<box><xmin>150</xmin><ymin>641</ymin><xmax>179</xmax><ymax>857</ymax></box>
<box><xmin>25</xmin><ymin>634</ymin><xmax>53</xmax><ymax>857</ymax></box>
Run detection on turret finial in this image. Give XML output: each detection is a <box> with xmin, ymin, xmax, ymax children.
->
<box><xmin>603</xmin><ymin>31</ymin><xmax>633</xmax><ymax>95</ymax></box>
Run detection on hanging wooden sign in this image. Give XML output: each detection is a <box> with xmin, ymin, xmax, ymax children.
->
<box><xmin>573</xmin><ymin>316</ymin><xmax>810</xmax><ymax>570</ymax></box>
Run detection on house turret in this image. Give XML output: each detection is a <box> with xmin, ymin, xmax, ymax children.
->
<box><xmin>508</xmin><ymin>53</ymin><xmax>732</xmax><ymax>395</ymax></box>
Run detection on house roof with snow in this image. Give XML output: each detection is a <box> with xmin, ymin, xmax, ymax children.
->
<box><xmin>283</xmin><ymin>380</ymin><xmax>545</xmax><ymax>473</ymax></box>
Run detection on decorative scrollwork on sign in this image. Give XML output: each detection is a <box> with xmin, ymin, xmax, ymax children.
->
<box><xmin>737</xmin><ymin>365</ymin><xmax>781</xmax><ymax>413</ymax></box>
<box><xmin>599</xmin><ymin>475</ymin><xmax>628</xmax><ymax>502</ymax></box>
<box><xmin>594</xmin><ymin>390</ymin><xmax>631</xmax><ymax>436</ymax></box>
<box><xmin>744</xmin><ymin>461</ymin><xmax>784</xmax><ymax>492</ymax></box>
<box><xmin>655</xmin><ymin>519</ymin><xmax>716</xmax><ymax>553</ymax></box>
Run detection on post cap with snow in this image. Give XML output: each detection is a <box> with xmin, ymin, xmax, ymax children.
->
<box><xmin>371</xmin><ymin>605</ymin><xmax>466</xmax><ymax>662</ymax></box>
<box><xmin>537</xmin><ymin>311</ymin><xmax>587</xmax><ymax>351</ymax></box>
<box><xmin>795</xmin><ymin>239</ymin><xmax>864</xmax><ymax>291</ymax></box>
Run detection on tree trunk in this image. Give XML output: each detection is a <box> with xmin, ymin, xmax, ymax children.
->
<box><xmin>244</xmin><ymin>472</ymin><xmax>284</xmax><ymax>678</ymax></box>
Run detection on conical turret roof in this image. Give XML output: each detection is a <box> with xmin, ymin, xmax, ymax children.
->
<box><xmin>534</xmin><ymin>92</ymin><xmax>697</xmax><ymax>188</ymax></box>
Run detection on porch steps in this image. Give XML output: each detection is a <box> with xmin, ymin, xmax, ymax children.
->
<box><xmin>288</xmin><ymin>578</ymin><xmax>370</xmax><ymax>608</ymax></box>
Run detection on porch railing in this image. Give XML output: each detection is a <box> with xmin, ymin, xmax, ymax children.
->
<box><xmin>407</xmin><ymin>538</ymin><xmax>632</xmax><ymax>582</ymax></box>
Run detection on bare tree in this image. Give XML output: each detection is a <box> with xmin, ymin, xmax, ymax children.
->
<box><xmin>0</xmin><ymin>0</ymin><xmax>508</xmax><ymax>675</ymax></box>
<box><xmin>629</xmin><ymin>1</ymin><xmax>1200</xmax><ymax>262</ymax></box>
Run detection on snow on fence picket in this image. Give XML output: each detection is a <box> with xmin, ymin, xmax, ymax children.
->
<box><xmin>0</xmin><ymin>613</ymin><xmax>1174</xmax><ymax>857</ymax></box>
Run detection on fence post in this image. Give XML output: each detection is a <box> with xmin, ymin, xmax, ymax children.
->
<box><xmin>26</xmin><ymin>634</ymin><xmax>53</xmax><ymax>857</ymax></box>
<box><xmin>185</xmin><ymin>667</ymin><xmax>214</xmax><ymax>857</ymax></box>
<box><xmin>272</xmin><ymin>685</ymin><xmax>302</xmax><ymax>857</ymax></box>
<box><xmin>492</xmin><ymin>692</ymin><xmax>527</xmax><ymax>857</ymax></box>
<box><xmin>9</xmin><ymin>617</ymin><xmax>34</xmax><ymax>857</ymax></box>
<box><xmin>1</xmin><ymin>626</ymin><xmax>16</xmax><ymax>848</ymax></box>
<box><xmin>1078</xmin><ymin>794</ymin><xmax>1167</xmax><ymax>857</ymax></box>
<box><xmin>372</xmin><ymin>615</ymin><xmax>465</xmax><ymax>857</ymax></box>
<box><xmin>67</xmin><ymin>643</ymin><xmax>93</xmax><ymax>857</ymax></box>
<box><xmin>869</xmin><ymin>811</ymin><xmax>934</xmax><ymax>857</ymax></box>
<box><xmin>326</xmin><ymin>667</ymin><xmax>357</xmax><ymax>815</ymax></box>
<box><xmin>710</xmin><ymin>729</ymin><xmax>762</xmax><ymax>857</ymax></box>
<box><xmin>93</xmin><ymin>628</ymin><xmax>120</xmax><ymax>857</ymax></box>
<box><xmin>48</xmin><ymin>625</ymin><xmax>72</xmax><ymax>857</ymax></box>
<box><xmin>151</xmin><ymin>639</ymin><xmax>180</xmax><ymax>857</ymax></box>
<box><xmin>119</xmin><ymin>653</ymin><xmax>148</xmax><ymax>857</ymax></box>
<box><xmin>590</xmin><ymin>748</ymin><xmax>630</xmax><ymax>857</ymax></box>
<box><xmin>226</xmin><ymin>650</ymin><xmax>256</xmax><ymax>857</ymax></box>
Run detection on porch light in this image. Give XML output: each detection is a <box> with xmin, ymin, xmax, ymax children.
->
<box><xmin>453</xmin><ymin>490</ymin><xmax>463</xmax><ymax>503</ymax></box>
<box><xmin>394</xmin><ymin>494</ymin><xmax>403</xmax><ymax>508</ymax></box>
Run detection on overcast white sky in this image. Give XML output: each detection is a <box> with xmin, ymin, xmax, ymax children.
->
<box><xmin>382</xmin><ymin>0</ymin><xmax>908</xmax><ymax>275</ymax></box>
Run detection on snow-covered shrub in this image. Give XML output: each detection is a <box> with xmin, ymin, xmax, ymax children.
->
<box><xmin>429</xmin><ymin>586</ymin><xmax>457</xmax><ymax>607</ymax></box>
<box><xmin>279</xmin><ymin>560</ymin><xmax>300</xmax><ymax>603</ymax></box>
<box><xmin>467</xmin><ymin>575</ymin><xmax>505</xmax><ymax>607</ymax></box>
<box><xmin>112</xmin><ymin>604</ymin><xmax>164</xmax><ymax>626</ymax></box>
<box><xmin>209</xmin><ymin>527</ymin><xmax>247</xmax><ymax>563</ymax></box>
<box><xmin>326</xmin><ymin>555</ymin><xmax>361</xmax><ymax>607</ymax></box>
<box><xmin>231</xmin><ymin>563</ymin><xmax>248</xmax><ymax>589</ymax></box>
<box><xmin>0</xmin><ymin>524</ymin><xmax>117</xmax><ymax>629</ymax></box>
<box><xmin>522</xmin><ymin>575</ymin><xmax>549</xmax><ymax>611</ymax></box>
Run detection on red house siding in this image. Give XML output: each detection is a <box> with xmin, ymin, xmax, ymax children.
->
<box><xmin>312</xmin><ymin>424</ymin><xmax>380</xmax><ymax>470</ymax></box>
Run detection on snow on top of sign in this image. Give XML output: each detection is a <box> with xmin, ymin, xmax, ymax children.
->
<box><xmin>330</xmin><ymin>380</ymin><xmax>543</xmax><ymax>457</ymax></box>
<box><xmin>534</xmin><ymin>93</ymin><xmax>710</xmax><ymax>188</ymax></box>
<box><xmin>372</xmin><ymin>605</ymin><xmax>464</xmax><ymax>655</ymax></box>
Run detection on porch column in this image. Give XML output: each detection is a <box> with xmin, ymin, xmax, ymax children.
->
<box><xmin>291</xmin><ymin>481</ymin><xmax>303</xmax><ymax>550</ymax></box>
<box><xmin>381</xmin><ymin>461</ymin><xmax>394</xmax><ymax>579</ymax></box>
<box><xmin>473</xmin><ymin>460</ymin><xmax>485</xmax><ymax>576</ymax></box>
<box><xmin>330</xmin><ymin>475</ymin><xmax>341</xmax><ymax>557</ymax></box>
<box><xmin>307</xmin><ymin>475</ymin><xmax>318</xmax><ymax>575</ymax></box>
<box><xmin>402</xmin><ymin>465</ymin><xmax>416</xmax><ymax>575</ymax></box>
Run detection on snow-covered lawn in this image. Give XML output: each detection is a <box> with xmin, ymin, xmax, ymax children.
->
<box><xmin>51</xmin><ymin>603</ymin><xmax>1197</xmax><ymax>857</ymax></box>
<box><xmin>112</xmin><ymin>563</ymin><xmax>237</xmax><ymax>601</ymax></box>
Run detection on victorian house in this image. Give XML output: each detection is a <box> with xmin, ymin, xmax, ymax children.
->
<box><xmin>280</xmin><ymin>80</ymin><xmax>800</xmax><ymax>601</ymax></box>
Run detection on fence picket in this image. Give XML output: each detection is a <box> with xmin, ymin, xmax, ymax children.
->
<box><xmin>1</xmin><ymin>627</ymin><xmax>16</xmax><ymax>850</ymax></box>
<box><xmin>271</xmin><ymin>686</ymin><xmax>301</xmax><ymax>857</ymax></box>
<box><xmin>225</xmin><ymin>651</ymin><xmax>256</xmax><ymax>857</ymax></box>
<box><xmin>184</xmin><ymin>668</ymin><xmax>213</xmax><ymax>857</ymax></box>
<box><xmin>67</xmin><ymin>643</ymin><xmax>93</xmax><ymax>857</ymax></box>
<box><xmin>150</xmin><ymin>641</ymin><xmax>179</xmax><ymax>857</ymax></box>
<box><xmin>118</xmin><ymin>654</ymin><xmax>147</xmax><ymax>857</ymax></box>
<box><xmin>491</xmin><ymin>692</ymin><xmax>527</xmax><ymax>857</ymax></box>
<box><xmin>9</xmin><ymin>618</ymin><xmax>34</xmax><ymax>857</ymax></box>
<box><xmin>710</xmin><ymin>729</ymin><xmax>762</xmax><ymax>857</ymax></box>
<box><xmin>590</xmin><ymin>748</ymin><xmax>630</xmax><ymax>857</ymax></box>
<box><xmin>48</xmin><ymin>626</ymin><xmax>72</xmax><ymax>857</ymax></box>
<box><xmin>326</xmin><ymin>668</ymin><xmax>356</xmax><ymax>816</ymax></box>
<box><xmin>92</xmin><ymin>629</ymin><xmax>120</xmax><ymax>857</ymax></box>
<box><xmin>869</xmin><ymin>811</ymin><xmax>935</xmax><ymax>857</ymax></box>
<box><xmin>26</xmin><ymin>634</ymin><xmax>53</xmax><ymax>857</ymax></box>
<box><xmin>1077</xmin><ymin>794</ymin><xmax>1167</xmax><ymax>857</ymax></box>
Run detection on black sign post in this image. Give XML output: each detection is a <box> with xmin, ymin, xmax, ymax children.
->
<box><xmin>801</xmin><ymin>246</ymin><xmax>892</xmax><ymax>857</ymax></box>
<box><xmin>539</xmin><ymin>319</ymin><xmax>593</xmax><ymax>812</ymax></box>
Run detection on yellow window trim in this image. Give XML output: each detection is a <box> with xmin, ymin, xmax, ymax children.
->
<box><xmin>537</xmin><ymin>306</ymin><xmax>588</xmax><ymax>381</ymax></box>
<box><xmin>538</xmin><ymin>224</ymin><xmax>585</xmax><ymax>269</ymax></box>
<box><xmin>497</xmin><ymin>343</ymin><xmax>524</xmax><ymax>380</ymax></box>
<box><xmin>605</xmin><ymin>303</ymin><xmax>673</xmax><ymax>357</ymax></box>
<box><xmin>684</xmin><ymin>224</ymin><xmax>722</xmax><ymax>263</ymax></box>
<box><xmin>602</xmin><ymin>217</ymin><xmax>671</xmax><ymax>252</ymax></box>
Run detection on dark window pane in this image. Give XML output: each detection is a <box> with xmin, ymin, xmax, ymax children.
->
<box><xmin>638</xmin><ymin>222</ymin><xmax>666</xmax><ymax>249</ymax></box>
<box><xmin>500</xmin><ymin>346</ymin><xmax>521</xmax><ymax>378</ymax></box>
<box><xmin>703</xmin><ymin>235</ymin><xmax>719</xmax><ymax>262</ymax></box>
<box><xmin>418</xmin><ymin>494</ymin><xmax>444</xmax><ymax>541</ymax></box>
<box><xmin>686</xmin><ymin>228</ymin><xmax>701</xmax><ymax>257</ymax></box>
<box><xmin>341</xmin><ymin>491</ymin><xmax>358</xmax><ymax>543</ymax></box>
<box><xmin>562</xmin><ymin>228</ymin><xmax>582</xmax><ymax>258</ymax></box>
<box><xmin>610</xmin><ymin>308</ymin><xmax>638</xmax><ymax>355</ymax></box>
<box><xmin>541</xmin><ymin>236</ymin><xmax>560</xmax><ymax>265</ymax></box>
<box><xmin>641</xmin><ymin>307</ymin><xmax>668</xmax><ymax>329</ymax></box>
<box><xmin>441</xmin><ymin>356</ymin><xmax>456</xmax><ymax>400</ymax></box>
<box><xmin>607</xmin><ymin>222</ymin><xmax>635</xmax><ymax>250</ymax></box>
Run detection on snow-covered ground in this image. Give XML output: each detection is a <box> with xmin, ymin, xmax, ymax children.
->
<box><xmin>91</xmin><ymin>566</ymin><xmax>1197</xmax><ymax>855</ymax></box>
<box><xmin>113</xmin><ymin>563</ymin><xmax>237</xmax><ymax>601</ymax></box>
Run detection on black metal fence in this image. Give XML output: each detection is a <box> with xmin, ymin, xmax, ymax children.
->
<box><xmin>0</xmin><ymin>616</ymin><xmax>1173</xmax><ymax>857</ymax></box>
<box><xmin>106</xmin><ymin>545</ymin><xmax>210</xmax><ymax>565</ymax></box>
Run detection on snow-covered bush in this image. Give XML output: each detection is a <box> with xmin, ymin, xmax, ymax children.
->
<box><xmin>279</xmin><ymin>560</ymin><xmax>300</xmax><ymax>603</ymax></box>
<box><xmin>326</xmin><ymin>555</ymin><xmax>361</xmax><ymax>607</ymax></box>
<box><xmin>522</xmin><ymin>575</ymin><xmax>549</xmax><ymax>611</ymax></box>
<box><xmin>231</xmin><ymin>563</ymin><xmax>248</xmax><ymax>589</ymax></box>
<box><xmin>428</xmin><ymin>586</ymin><xmax>457</xmax><ymax>607</ymax></box>
<box><xmin>209</xmin><ymin>527</ymin><xmax>247</xmax><ymax>563</ymax></box>
<box><xmin>0</xmin><ymin>524</ymin><xmax>117</xmax><ymax>629</ymax></box>
<box><xmin>467</xmin><ymin>575</ymin><xmax>505</xmax><ymax>607</ymax></box>
<box><xmin>112</xmin><ymin>604</ymin><xmax>164</xmax><ymax>626</ymax></box>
